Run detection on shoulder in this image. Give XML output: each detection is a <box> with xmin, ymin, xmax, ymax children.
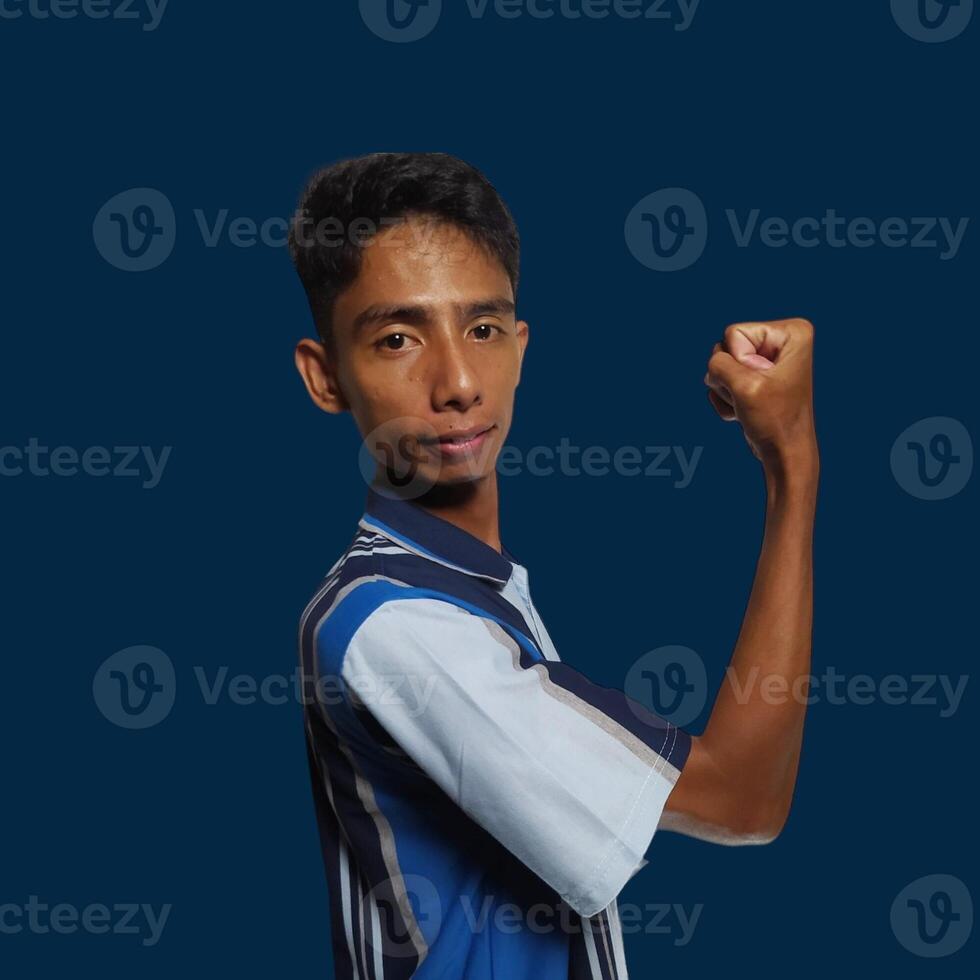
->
<box><xmin>298</xmin><ymin>527</ymin><xmax>461</xmax><ymax>654</ymax></box>
<box><xmin>299</xmin><ymin>526</ymin><xmax>411</xmax><ymax>633</ymax></box>
<box><xmin>298</xmin><ymin>524</ymin><xmax>532</xmax><ymax>685</ymax></box>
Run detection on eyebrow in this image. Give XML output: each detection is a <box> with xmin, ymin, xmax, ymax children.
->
<box><xmin>350</xmin><ymin>297</ymin><xmax>516</xmax><ymax>335</ymax></box>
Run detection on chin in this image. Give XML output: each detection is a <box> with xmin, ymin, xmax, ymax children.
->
<box><xmin>430</xmin><ymin>466</ymin><xmax>495</xmax><ymax>488</ymax></box>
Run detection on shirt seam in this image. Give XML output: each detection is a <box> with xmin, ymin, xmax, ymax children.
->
<box><xmin>576</xmin><ymin>721</ymin><xmax>679</xmax><ymax>911</ymax></box>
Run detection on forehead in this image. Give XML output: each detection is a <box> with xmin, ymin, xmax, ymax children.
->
<box><xmin>335</xmin><ymin>218</ymin><xmax>512</xmax><ymax>317</ymax></box>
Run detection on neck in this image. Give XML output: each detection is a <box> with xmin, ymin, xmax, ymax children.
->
<box><xmin>378</xmin><ymin>473</ymin><xmax>502</xmax><ymax>554</ymax></box>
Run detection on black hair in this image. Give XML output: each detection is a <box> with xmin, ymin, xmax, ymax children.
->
<box><xmin>287</xmin><ymin>152</ymin><xmax>521</xmax><ymax>350</ymax></box>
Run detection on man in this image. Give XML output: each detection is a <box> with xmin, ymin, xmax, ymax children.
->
<box><xmin>289</xmin><ymin>152</ymin><xmax>819</xmax><ymax>978</ymax></box>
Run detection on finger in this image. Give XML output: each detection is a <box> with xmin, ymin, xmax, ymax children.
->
<box><xmin>703</xmin><ymin>342</ymin><xmax>732</xmax><ymax>382</ymax></box>
<box><xmin>704</xmin><ymin>367</ymin><xmax>735</xmax><ymax>409</ymax></box>
<box><xmin>724</xmin><ymin>322</ymin><xmax>788</xmax><ymax>366</ymax></box>
<box><xmin>703</xmin><ymin>343</ymin><xmax>720</xmax><ymax>384</ymax></box>
<box><xmin>706</xmin><ymin>348</ymin><xmax>755</xmax><ymax>399</ymax></box>
<box><xmin>707</xmin><ymin>387</ymin><xmax>736</xmax><ymax>421</ymax></box>
<box><xmin>715</xmin><ymin>335</ymin><xmax>773</xmax><ymax>373</ymax></box>
<box><xmin>735</xmin><ymin>350</ymin><xmax>776</xmax><ymax>371</ymax></box>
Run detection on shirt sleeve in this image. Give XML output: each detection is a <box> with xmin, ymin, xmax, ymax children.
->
<box><xmin>337</xmin><ymin>595</ymin><xmax>692</xmax><ymax>918</ymax></box>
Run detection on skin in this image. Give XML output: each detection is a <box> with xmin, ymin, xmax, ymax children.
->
<box><xmin>663</xmin><ymin>318</ymin><xmax>820</xmax><ymax>843</ymax></box>
<box><xmin>295</xmin><ymin>216</ymin><xmax>526</xmax><ymax>546</ymax></box>
<box><xmin>296</xmin><ymin>215</ymin><xmax>820</xmax><ymax>846</ymax></box>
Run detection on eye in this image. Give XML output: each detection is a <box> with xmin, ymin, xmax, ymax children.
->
<box><xmin>376</xmin><ymin>332</ymin><xmax>419</xmax><ymax>352</ymax></box>
<box><xmin>471</xmin><ymin>322</ymin><xmax>503</xmax><ymax>341</ymax></box>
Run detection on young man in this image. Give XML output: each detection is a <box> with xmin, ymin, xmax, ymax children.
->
<box><xmin>289</xmin><ymin>152</ymin><xmax>819</xmax><ymax>979</ymax></box>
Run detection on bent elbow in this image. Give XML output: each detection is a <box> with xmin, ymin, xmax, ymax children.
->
<box><xmin>734</xmin><ymin>825</ymin><xmax>780</xmax><ymax>846</ymax></box>
<box><xmin>735</xmin><ymin>805</ymin><xmax>789</xmax><ymax>845</ymax></box>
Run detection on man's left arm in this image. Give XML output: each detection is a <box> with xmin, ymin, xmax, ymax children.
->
<box><xmin>661</xmin><ymin>317</ymin><xmax>819</xmax><ymax>845</ymax></box>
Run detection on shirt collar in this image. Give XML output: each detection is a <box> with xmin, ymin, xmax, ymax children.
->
<box><xmin>359</xmin><ymin>485</ymin><xmax>517</xmax><ymax>586</ymax></box>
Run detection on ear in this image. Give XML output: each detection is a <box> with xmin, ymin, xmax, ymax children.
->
<box><xmin>294</xmin><ymin>337</ymin><xmax>350</xmax><ymax>414</ymax></box>
<box><xmin>515</xmin><ymin>319</ymin><xmax>529</xmax><ymax>385</ymax></box>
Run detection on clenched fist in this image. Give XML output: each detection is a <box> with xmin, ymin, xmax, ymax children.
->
<box><xmin>703</xmin><ymin>318</ymin><xmax>818</xmax><ymax>470</ymax></box>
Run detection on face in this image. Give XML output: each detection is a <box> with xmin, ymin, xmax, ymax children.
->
<box><xmin>295</xmin><ymin>216</ymin><xmax>529</xmax><ymax>492</ymax></box>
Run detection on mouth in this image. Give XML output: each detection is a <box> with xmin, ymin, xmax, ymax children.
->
<box><xmin>423</xmin><ymin>424</ymin><xmax>496</xmax><ymax>458</ymax></box>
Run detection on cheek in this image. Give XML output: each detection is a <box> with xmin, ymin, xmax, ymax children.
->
<box><xmin>350</xmin><ymin>368</ymin><xmax>427</xmax><ymax>424</ymax></box>
<box><xmin>491</xmin><ymin>352</ymin><xmax>522</xmax><ymax>391</ymax></box>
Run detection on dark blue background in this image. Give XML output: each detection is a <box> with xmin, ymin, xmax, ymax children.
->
<box><xmin>1</xmin><ymin>1</ymin><xmax>975</xmax><ymax>975</ymax></box>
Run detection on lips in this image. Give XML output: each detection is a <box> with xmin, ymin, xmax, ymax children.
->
<box><xmin>422</xmin><ymin>424</ymin><xmax>495</xmax><ymax>446</ymax></box>
<box><xmin>419</xmin><ymin>424</ymin><xmax>496</xmax><ymax>459</ymax></box>
<box><xmin>435</xmin><ymin>425</ymin><xmax>493</xmax><ymax>446</ymax></box>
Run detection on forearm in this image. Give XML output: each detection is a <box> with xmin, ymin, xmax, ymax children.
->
<box><xmin>703</xmin><ymin>449</ymin><xmax>818</xmax><ymax>829</ymax></box>
<box><xmin>665</xmin><ymin>447</ymin><xmax>818</xmax><ymax>841</ymax></box>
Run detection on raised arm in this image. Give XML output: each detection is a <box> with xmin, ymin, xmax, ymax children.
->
<box><xmin>660</xmin><ymin>318</ymin><xmax>820</xmax><ymax>845</ymax></box>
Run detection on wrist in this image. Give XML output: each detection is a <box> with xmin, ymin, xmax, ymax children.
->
<box><xmin>762</xmin><ymin>441</ymin><xmax>820</xmax><ymax>493</ymax></box>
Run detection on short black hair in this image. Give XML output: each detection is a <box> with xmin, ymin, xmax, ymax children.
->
<box><xmin>288</xmin><ymin>152</ymin><xmax>521</xmax><ymax>349</ymax></box>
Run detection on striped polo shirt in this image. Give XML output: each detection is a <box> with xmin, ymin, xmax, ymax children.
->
<box><xmin>299</xmin><ymin>485</ymin><xmax>691</xmax><ymax>979</ymax></box>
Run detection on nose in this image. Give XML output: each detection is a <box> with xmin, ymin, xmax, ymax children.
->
<box><xmin>429</xmin><ymin>333</ymin><xmax>482</xmax><ymax>413</ymax></box>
